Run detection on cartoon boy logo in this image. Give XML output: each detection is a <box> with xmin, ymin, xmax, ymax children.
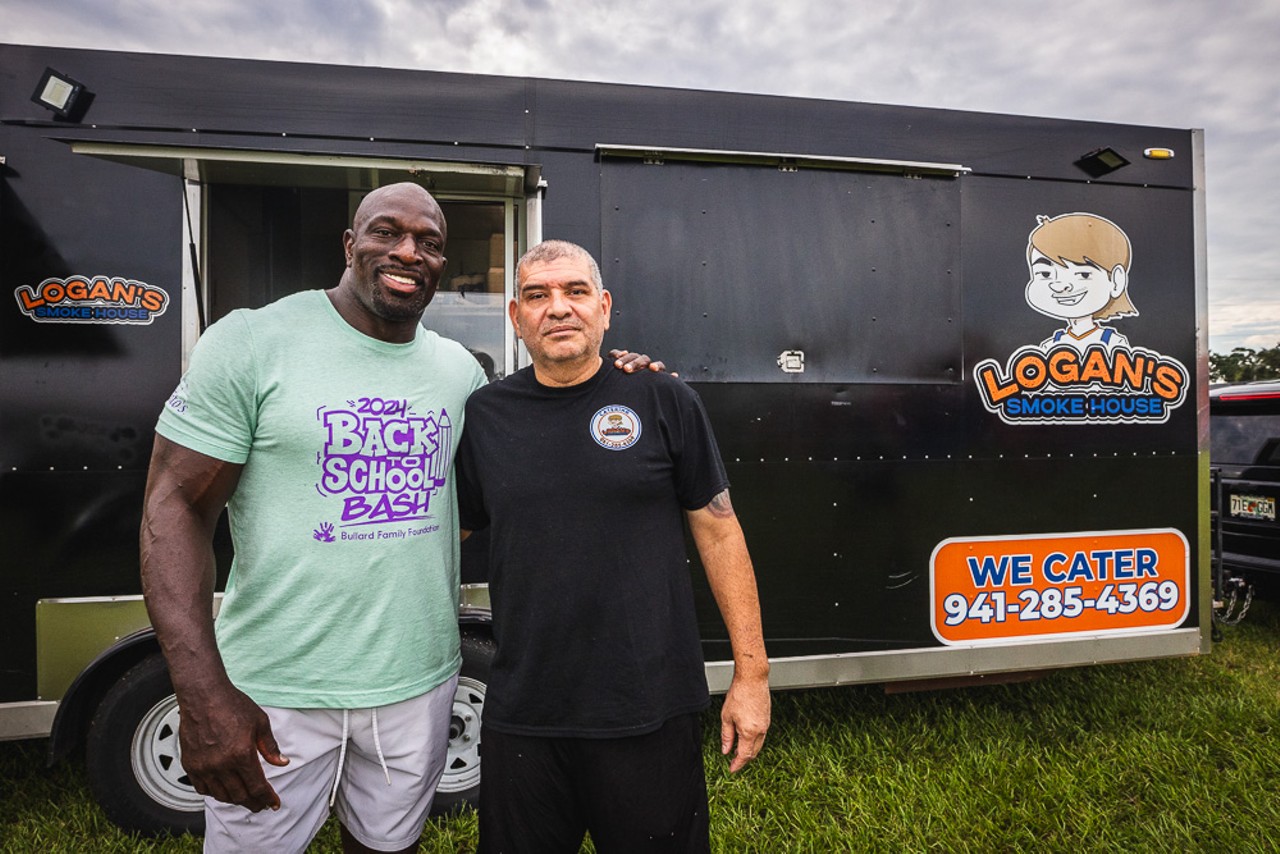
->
<box><xmin>973</xmin><ymin>211</ymin><xmax>1190</xmax><ymax>425</ymax></box>
<box><xmin>1024</xmin><ymin>212</ymin><xmax>1137</xmax><ymax>352</ymax></box>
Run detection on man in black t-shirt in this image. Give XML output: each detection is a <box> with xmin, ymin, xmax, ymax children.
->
<box><xmin>457</xmin><ymin>240</ymin><xmax>771</xmax><ymax>852</ymax></box>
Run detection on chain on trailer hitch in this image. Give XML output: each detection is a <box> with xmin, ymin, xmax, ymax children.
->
<box><xmin>1212</xmin><ymin>575</ymin><xmax>1254</xmax><ymax>629</ymax></box>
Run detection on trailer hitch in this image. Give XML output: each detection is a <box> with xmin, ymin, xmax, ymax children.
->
<box><xmin>1212</xmin><ymin>574</ymin><xmax>1254</xmax><ymax>638</ymax></box>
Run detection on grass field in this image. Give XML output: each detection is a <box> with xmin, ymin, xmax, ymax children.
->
<box><xmin>3</xmin><ymin>599</ymin><xmax>1279</xmax><ymax>853</ymax></box>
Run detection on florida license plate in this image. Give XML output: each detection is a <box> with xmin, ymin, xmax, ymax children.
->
<box><xmin>1230</xmin><ymin>494</ymin><xmax>1277</xmax><ymax>521</ymax></box>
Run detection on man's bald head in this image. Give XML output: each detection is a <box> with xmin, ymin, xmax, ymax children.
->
<box><xmin>353</xmin><ymin>183</ymin><xmax>447</xmax><ymax>243</ymax></box>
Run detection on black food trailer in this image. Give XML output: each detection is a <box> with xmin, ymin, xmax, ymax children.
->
<box><xmin>0</xmin><ymin>43</ymin><xmax>1209</xmax><ymax>835</ymax></box>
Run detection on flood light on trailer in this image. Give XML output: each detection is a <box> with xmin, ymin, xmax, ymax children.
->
<box><xmin>1075</xmin><ymin>147</ymin><xmax>1130</xmax><ymax>178</ymax></box>
<box><xmin>30</xmin><ymin>67</ymin><xmax>89</xmax><ymax>120</ymax></box>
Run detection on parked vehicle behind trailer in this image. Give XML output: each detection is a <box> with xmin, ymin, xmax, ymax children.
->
<box><xmin>1</xmin><ymin>43</ymin><xmax>1209</xmax><ymax>836</ymax></box>
<box><xmin>1210</xmin><ymin>380</ymin><xmax>1280</xmax><ymax>591</ymax></box>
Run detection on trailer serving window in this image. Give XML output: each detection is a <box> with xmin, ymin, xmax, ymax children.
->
<box><xmin>599</xmin><ymin>145</ymin><xmax>967</xmax><ymax>384</ymax></box>
<box><xmin>205</xmin><ymin>187</ymin><xmax>514</xmax><ymax>380</ymax></box>
<box><xmin>69</xmin><ymin>144</ymin><xmax>540</xmax><ymax>380</ymax></box>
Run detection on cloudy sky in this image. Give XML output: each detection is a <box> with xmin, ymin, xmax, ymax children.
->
<box><xmin>9</xmin><ymin>0</ymin><xmax>1279</xmax><ymax>353</ymax></box>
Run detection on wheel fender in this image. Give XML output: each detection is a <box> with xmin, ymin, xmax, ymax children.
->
<box><xmin>48</xmin><ymin>629</ymin><xmax>160</xmax><ymax>764</ymax></box>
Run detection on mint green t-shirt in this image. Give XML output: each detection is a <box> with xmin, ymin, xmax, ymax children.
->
<box><xmin>156</xmin><ymin>290</ymin><xmax>487</xmax><ymax>708</ymax></box>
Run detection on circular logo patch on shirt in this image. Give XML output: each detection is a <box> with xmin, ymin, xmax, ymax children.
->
<box><xmin>591</xmin><ymin>405</ymin><xmax>642</xmax><ymax>451</ymax></box>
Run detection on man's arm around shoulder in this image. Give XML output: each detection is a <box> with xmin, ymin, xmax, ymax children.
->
<box><xmin>140</xmin><ymin>436</ymin><xmax>287</xmax><ymax>811</ymax></box>
<box><xmin>685</xmin><ymin>490</ymin><xmax>770</xmax><ymax>773</ymax></box>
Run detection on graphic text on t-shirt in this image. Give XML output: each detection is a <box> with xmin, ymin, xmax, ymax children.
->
<box><xmin>315</xmin><ymin>397</ymin><xmax>454</xmax><ymax>529</ymax></box>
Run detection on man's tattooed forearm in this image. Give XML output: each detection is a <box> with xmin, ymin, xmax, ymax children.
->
<box><xmin>707</xmin><ymin>489</ymin><xmax>734</xmax><ymax>518</ymax></box>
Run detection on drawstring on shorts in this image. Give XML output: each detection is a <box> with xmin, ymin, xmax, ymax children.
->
<box><xmin>328</xmin><ymin>707</ymin><xmax>393</xmax><ymax>809</ymax></box>
<box><xmin>329</xmin><ymin>710</ymin><xmax>351</xmax><ymax>809</ymax></box>
<box><xmin>371</xmin><ymin>706</ymin><xmax>392</xmax><ymax>786</ymax></box>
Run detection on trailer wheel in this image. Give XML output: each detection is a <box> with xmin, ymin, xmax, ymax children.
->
<box><xmin>86</xmin><ymin>653</ymin><xmax>204</xmax><ymax>836</ymax></box>
<box><xmin>431</xmin><ymin>630</ymin><xmax>495</xmax><ymax>814</ymax></box>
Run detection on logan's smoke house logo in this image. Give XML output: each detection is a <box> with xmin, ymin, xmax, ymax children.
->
<box><xmin>976</xmin><ymin>345</ymin><xmax>1189</xmax><ymax>423</ymax></box>
<box><xmin>974</xmin><ymin>213</ymin><xmax>1189</xmax><ymax>425</ymax></box>
<box><xmin>15</xmin><ymin>275</ymin><xmax>170</xmax><ymax>324</ymax></box>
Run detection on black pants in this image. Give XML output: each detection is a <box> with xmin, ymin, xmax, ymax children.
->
<box><xmin>478</xmin><ymin>712</ymin><xmax>711</xmax><ymax>854</ymax></box>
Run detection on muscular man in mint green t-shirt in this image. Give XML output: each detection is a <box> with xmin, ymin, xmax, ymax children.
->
<box><xmin>143</xmin><ymin>183</ymin><xmax>479</xmax><ymax>853</ymax></box>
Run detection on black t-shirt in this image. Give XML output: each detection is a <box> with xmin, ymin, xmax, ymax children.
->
<box><xmin>456</xmin><ymin>362</ymin><xmax>729</xmax><ymax>737</ymax></box>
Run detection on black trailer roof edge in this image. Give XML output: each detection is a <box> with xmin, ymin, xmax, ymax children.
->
<box><xmin>596</xmin><ymin>142</ymin><xmax>970</xmax><ymax>178</ymax></box>
<box><xmin>3</xmin><ymin>118</ymin><xmax>548</xmax><ymax>165</ymax></box>
<box><xmin>974</xmin><ymin>169</ymin><xmax>1193</xmax><ymax>193</ymax></box>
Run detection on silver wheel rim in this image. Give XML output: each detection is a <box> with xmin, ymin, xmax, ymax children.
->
<box><xmin>438</xmin><ymin>675</ymin><xmax>485</xmax><ymax>793</ymax></box>
<box><xmin>130</xmin><ymin>694</ymin><xmax>202</xmax><ymax>812</ymax></box>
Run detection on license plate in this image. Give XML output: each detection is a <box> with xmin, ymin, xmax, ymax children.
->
<box><xmin>1230</xmin><ymin>494</ymin><xmax>1276</xmax><ymax>521</ymax></box>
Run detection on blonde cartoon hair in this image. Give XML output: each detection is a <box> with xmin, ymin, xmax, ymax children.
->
<box><xmin>1028</xmin><ymin>213</ymin><xmax>1137</xmax><ymax>321</ymax></box>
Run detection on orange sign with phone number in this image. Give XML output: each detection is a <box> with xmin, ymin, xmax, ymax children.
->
<box><xmin>930</xmin><ymin>529</ymin><xmax>1189</xmax><ymax>645</ymax></box>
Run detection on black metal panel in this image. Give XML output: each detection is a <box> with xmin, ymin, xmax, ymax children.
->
<box><xmin>1</xmin><ymin>44</ymin><xmax>530</xmax><ymax>149</ymax></box>
<box><xmin>0</xmin><ymin>469</ymin><xmax>232</xmax><ymax>701</ymax></box>
<box><xmin>692</xmin><ymin>382</ymin><xmax>968</xmax><ymax>462</ymax></box>
<box><xmin>602</xmin><ymin>160</ymin><xmax>962</xmax><ymax>383</ymax></box>
<box><xmin>529</xmin><ymin>78</ymin><xmax>1194</xmax><ymax>188</ymax></box>
<box><xmin>0</xmin><ymin>470</ymin><xmax>149</xmax><ymax>700</ymax></box>
<box><xmin>537</xmin><ymin>150</ymin><xmax>605</xmax><ymax>251</ymax></box>
<box><xmin>691</xmin><ymin>453</ymin><xmax>1201</xmax><ymax>655</ymax></box>
<box><xmin>959</xmin><ymin>175</ymin><xmax>1200</xmax><ymax>457</ymax></box>
<box><xmin>2</xmin><ymin>45</ymin><xmax>1194</xmax><ymax>190</ymax></box>
<box><xmin>2</xmin><ymin>91</ymin><xmax>186</xmax><ymax>698</ymax></box>
<box><xmin>1</xmin><ymin>134</ymin><xmax>183</xmax><ymax>471</ymax></box>
<box><xmin>962</xmin><ymin>178</ymin><xmax>1197</xmax><ymax>363</ymax></box>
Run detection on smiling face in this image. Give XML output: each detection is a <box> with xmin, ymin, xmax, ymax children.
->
<box><xmin>510</xmin><ymin>253</ymin><xmax>612</xmax><ymax>385</ymax></box>
<box><xmin>335</xmin><ymin>183</ymin><xmax>447</xmax><ymax>342</ymax></box>
<box><xmin>1024</xmin><ymin>250</ymin><xmax>1126</xmax><ymax>322</ymax></box>
<box><xmin>1023</xmin><ymin>213</ymin><xmax>1134</xmax><ymax>325</ymax></box>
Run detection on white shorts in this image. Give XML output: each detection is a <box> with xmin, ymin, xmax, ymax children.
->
<box><xmin>203</xmin><ymin>673</ymin><xmax>457</xmax><ymax>854</ymax></box>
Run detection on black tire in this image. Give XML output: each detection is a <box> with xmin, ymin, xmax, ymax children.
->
<box><xmin>85</xmin><ymin>653</ymin><xmax>205</xmax><ymax>836</ymax></box>
<box><xmin>431</xmin><ymin>629</ymin><xmax>495</xmax><ymax>814</ymax></box>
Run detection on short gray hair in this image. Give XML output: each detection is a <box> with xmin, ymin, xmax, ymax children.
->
<box><xmin>515</xmin><ymin>240</ymin><xmax>603</xmax><ymax>296</ymax></box>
